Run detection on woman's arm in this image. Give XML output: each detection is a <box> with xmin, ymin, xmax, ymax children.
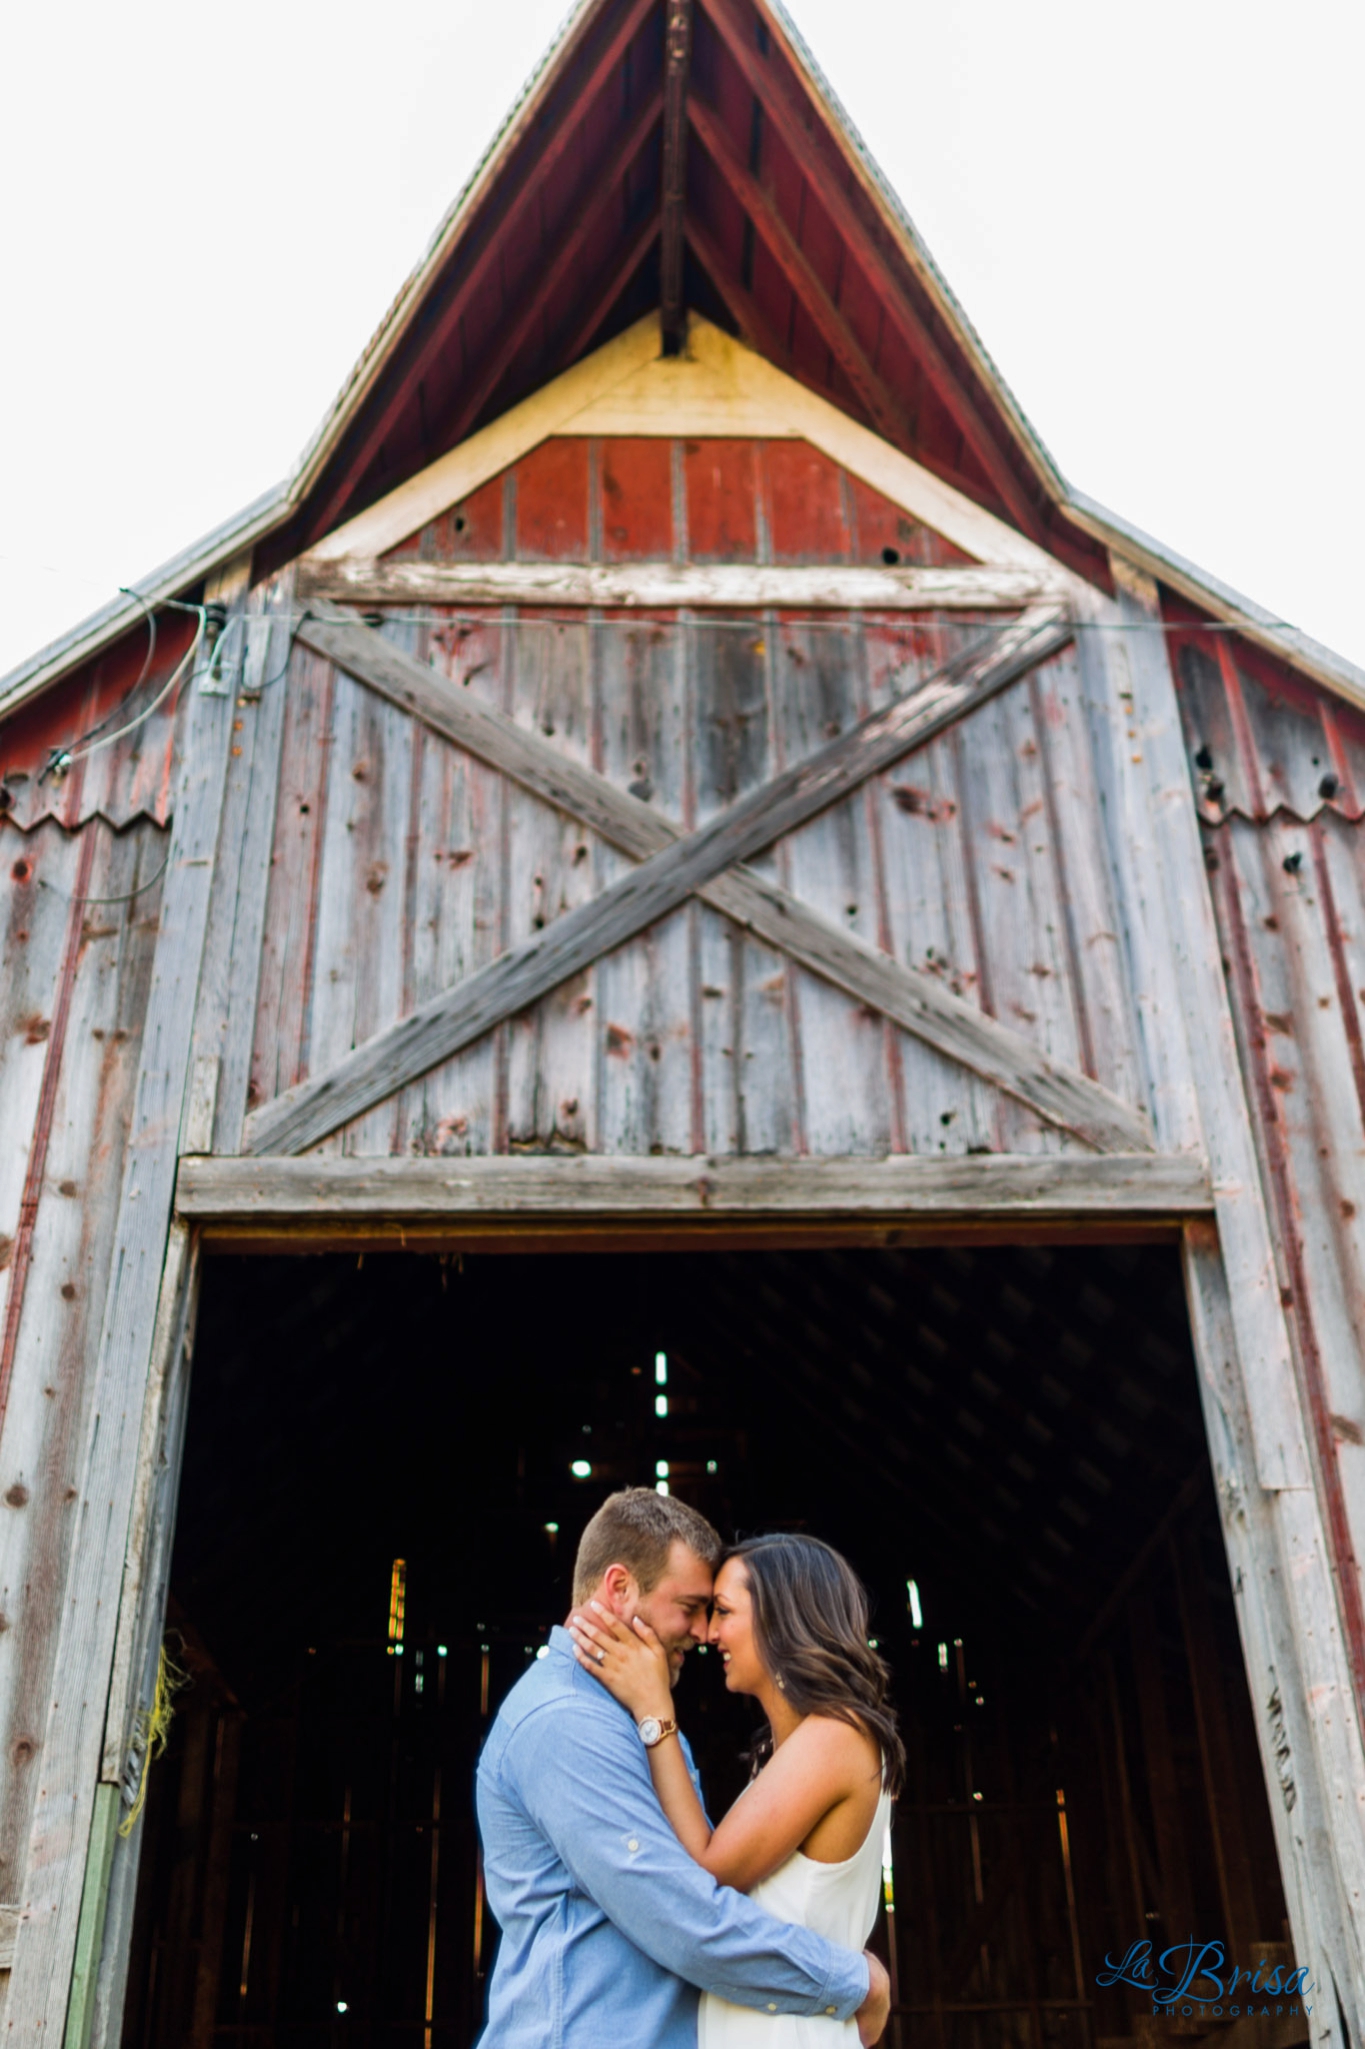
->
<box><xmin>567</xmin><ymin>1607</ymin><xmax>714</xmax><ymax>1861</ymax></box>
<box><xmin>568</xmin><ymin>1607</ymin><xmax>875</xmax><ymax>1892</ymax></box>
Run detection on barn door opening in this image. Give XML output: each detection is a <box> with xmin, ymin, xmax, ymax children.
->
<box><xmin>120</xmin><ymin>1242</ymin><xmax>1292</xmax><ymax>2049</ymax></box>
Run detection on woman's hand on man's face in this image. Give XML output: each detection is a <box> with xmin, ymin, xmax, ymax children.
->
<box><xmin>567</xmin><ymin>1601</ymin><xmax>675</xmax><ymax>1720</ymax></box>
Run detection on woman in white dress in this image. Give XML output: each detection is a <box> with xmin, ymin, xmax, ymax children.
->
<box><xmin>568</xmin><ymin>1533</ymin><xmax>902</xmax><ymax>2046</ymax></box>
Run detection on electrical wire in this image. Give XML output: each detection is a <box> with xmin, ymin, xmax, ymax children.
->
<box><xmin>38</xmin><ymin>602</ymin><xmax>207</xmax><ymax>785</ymax></box>
<box><xmin>69</xmin><ymin>848</ymin><xmax>171</xmax><ymax>907</ymax></box>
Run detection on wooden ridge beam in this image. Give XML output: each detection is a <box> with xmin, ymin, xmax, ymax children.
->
<box><xmin>241</xmin><ymin>606</ymin><xmax>1154</xmax><ymax>1159</ymax></box>
<box><xmin>442</xmin><ymin>88</ymin><xmax>665</xmax><ymax>447</ymax></box>
<box><xmin>687</xmin><ymin>93</ymin><xmax>909</xmax><ymax>449</ymax></box>
<box><xmin>660</xmin><ymin>0</ymin><xmax>693</xmax><ymax>352</ymax></box>
<box><xmin>179</xmin><ymin>1151</ymin><xmax>1211</xmax><ymax>1223</ymax></box>
<box><xmin>700</xmin><ymin>0</ymin><xmax>1042</xmax><ymax>537</ymax></box>
<box><xmin>303</xmin><ymin>0</ymin><xmax>658</xmax><ymax>544</ymax></box>
<box><xmin>297</xmin><ymin>560</ymin><xmax>1063</xmax><ymax>610</ymax></box>
<box><xmin>266</xmin><ymin>604</ymin><xmax>1148</xmax><ymax>1154</ymax></box>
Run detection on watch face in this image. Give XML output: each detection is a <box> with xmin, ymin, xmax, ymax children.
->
<box><xmin>639</xmin><ymin>1717</ymin><xmax>662</xmax><ymax>1747</ymax></box>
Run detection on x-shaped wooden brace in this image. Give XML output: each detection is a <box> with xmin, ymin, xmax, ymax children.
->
<box><xmin>242</xmin><ymin>602</ymin><xmax>1153</xmax><ymax>1158</ymax></box>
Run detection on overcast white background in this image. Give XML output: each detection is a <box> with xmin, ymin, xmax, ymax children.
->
<box><xmin>1</xmin><ymin>0</ymin><xmax>1361</xmax><ymax>681</ymax></box>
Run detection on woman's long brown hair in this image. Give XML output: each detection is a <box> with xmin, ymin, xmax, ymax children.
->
<box><xmin>727</xmin><ymin>1533</ymin><xmax>905</xmax><ymax>1796</ymax></box>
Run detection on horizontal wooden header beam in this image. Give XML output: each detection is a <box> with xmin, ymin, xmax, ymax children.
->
<box><xmin>296</xmin><ymin>561</ymin><xmax>1061</xmax><ymax>611</ymax></box>
<box><xmin>178</xmin><ymin>1150</ymin><xmax>1211</xmax><ymax>1233</ymax></box>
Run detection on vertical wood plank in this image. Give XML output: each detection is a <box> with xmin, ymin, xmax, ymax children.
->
<box><xmin>952</xmin><ymin>669</ymin><xmax>1082</xmax><ymax>1154</ymax></box>
<box><xmin>770</xmin><ymin>612</ymin><xmax>892</xmax><ymax>1154</ymax></box>
<box><xmin>246</xmin><ymin>641</ymin><xmax>335</xmax><ymax>1110</ymax></box>
<box><xmin>343</xmin><ymin>614</ymin><xmax>420</xmax><ymax>1156</ymax></box>
<box><xmin>594</xmin><ymin>615</ymin><xmax>693</xmax><ymax>1155</ymax></box>
<box><xmin>6</xmin><ymin>636</ymin><xmax>237</xmax><ymax>2037</ymax></box>
<box><xmin>198</xmin><ymin>572</ymin><xmax>296</xmax><ymax>1155</ymax></box>
<box><xmin>397</xmin><ymin>610</ymin><xmax>507</xmax><ymax>1156</ymax></box>
<box><xmin>0</xmin><ymin>825</ymin><xmax>164</xmax><ymax>1914</ymax></box>
<box><xmin>502</xmin><ymin>615</ymin><xmax>600</xmax><ymax>1150</ymax></box>
<box><xmin>868</xmin><ymin>619</ymin><xmax>996</xmax><ymax>1154</ymax></box>
<box><xmin>692</xmin><ymin>615</ymin><xmax>798</xmax><ymax>1155</ymax></box>
<box><xmin>1029</xmin><ymin>641</ymin><xmax>1143</xmax><ymax>1108</ymax></box>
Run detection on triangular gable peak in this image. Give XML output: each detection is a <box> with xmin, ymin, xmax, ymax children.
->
<box><xmin>4</xmin><ymin>0</ymin><xmax>1361</xmax><ymax>719</ymax></box>
<box><xmin>299</xmin><ymin>317</ymin><xmax>1067</xmax><ymax>617</ymax></box>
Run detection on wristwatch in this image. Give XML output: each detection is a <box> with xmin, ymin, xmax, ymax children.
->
<box><xmin>637</xmin><ymin>1715</ymin><xmax>679</xmax><ymax>1749</ymax></box>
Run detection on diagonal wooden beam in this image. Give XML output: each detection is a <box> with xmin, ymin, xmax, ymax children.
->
<box><xmin>558</xmin><ymin>213</ymin><xmax>661</xmax><ymax>368</ymax></box>
<box><xmin>685</xmin><ymin>209</ymin><xmax>795</xmax><ymax>365</ymax></box>
<box><xmin>660</xmin><ymin>0</ymin><xmax>693</xmax><ymax>353</ymax></box>
<box><xmin>442</xmin><ymin>89</ymin><xmax>664</xmax><ymax>446</ymax></box>
<box><xmin>304</xmin><ymin>0</ymin><xmax>658</xmax><ymax>544</ymax></box>
<box><xmin>700</xmin><ymin>0</ymin><xmax>1042</xmax><ymax>537</ymax></box>
<box><xmin>242</xmin><ymin>607</ymin><xmax>1152</xmax><ymax>1158</ymax></box>
<box><xmin>687</xmin><ymin>94</ymin><xmax>908</xmax><ymax>449</ymax></box>
<box><xmin>261</xmin><ymin>604</ymin><xmax>1149</xmax><ymax>1153</ymax></box>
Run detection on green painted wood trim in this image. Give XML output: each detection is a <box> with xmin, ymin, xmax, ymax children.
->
<box><xmin>63</xmin><ymin>1784</ymin><xmax>120</xmax><ymax>2049</ymax></box>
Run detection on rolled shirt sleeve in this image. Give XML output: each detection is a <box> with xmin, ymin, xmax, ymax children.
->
<box><xmin>508</xmin><ymin>1698</ymin><xmax>869</xmax><ymax>2022</ymax></box>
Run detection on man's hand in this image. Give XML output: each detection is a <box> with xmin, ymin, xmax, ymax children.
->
<box><xmin>856</xmin><ymin>1951</ymin><xmax>891</xmax><ymax>2047</ymax></box>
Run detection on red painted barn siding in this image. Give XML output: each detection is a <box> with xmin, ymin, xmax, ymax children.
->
<box><xmin>384</xmin><ymin>435</ymin><xmax>972</xmax><ymax>569</ymax></box>
<box><xmin>1170</xmin><ymin>617</ymin><xmax>1365</xmax><ymax>1650</ymax></box>
<box><xmin>0</xmin><ymin>616</ymin><xmax>193</xmax><ymax>833</ymax></box>
<box><xmin>0</xmin><ymin>812</ymin><xmax>168</xmax><ymax>1902</ymax></box>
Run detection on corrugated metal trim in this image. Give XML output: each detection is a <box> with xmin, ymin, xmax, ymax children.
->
<box><xmin>1177</xmin><ymin>630</ymin><xmax>1365</xmax><ymax>826</ymax></box>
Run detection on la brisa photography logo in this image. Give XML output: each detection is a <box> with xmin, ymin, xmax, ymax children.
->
<box><xmin>1096</xmin><ymin>1939</ymin><xmax>1313</xmax><ymax>2018</ymax></box>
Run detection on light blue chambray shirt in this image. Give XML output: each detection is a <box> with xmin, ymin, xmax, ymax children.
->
<box><xmin>475</xmin><ymin>1627</ymin><xmax>870</xmax><ymax>2048</ymax></box>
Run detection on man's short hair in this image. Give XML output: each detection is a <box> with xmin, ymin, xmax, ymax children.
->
<box><xmin>572</xmin><ymin>1488</ymin><xmax>722</xmax><ymax>1606</ymax></box>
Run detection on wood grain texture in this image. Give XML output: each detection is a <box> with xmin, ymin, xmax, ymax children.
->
<box><xmin>0</xmin><ymin>823</ymin><xmax>165</xmax><ymax>1924</ymax></box>
<box><xmin>1080</xmin><ymin>567</ymin><xmax>1365</xmax><ymax>2039</ymax></box>
<box><xmin>274</xmin><ymin>605</ymin><xmax>1150</xmax><ymax>1153</ymax></box>
<box><xmin>177</xmin><ymin>1149</ymin><xmax>1211</xmax><ymax>1220</ymax></box>
<box><xmin>297</xmin><ymin>560</ymin><xmax>1058</xmax><ymax>610</ymax></box>
<box><xmin>7</xmin><ymin>634</ymin><xmax>238</xmax><ymax>2035</ymax></box>
<box><xmin>245</xmin><ymin>610</ymin><xmax>1075</xmax><ymax>1155</ymax></box>
<box><xmin>194</xmin><ymin>574</ymin><xmax>296</xmax><ymax>1155</ymax></box>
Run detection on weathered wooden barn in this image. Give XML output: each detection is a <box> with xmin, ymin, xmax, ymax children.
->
<box><xmin>2</xmin><ymin>0</ymin><xmax>1364</xmax><ymax>2043</ymax></box>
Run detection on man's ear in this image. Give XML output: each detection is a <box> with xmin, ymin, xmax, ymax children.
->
<box><xmin>599</xmin><ymin>1563</ymin><xmax>637</xmax><ymax>1615</ymax></box>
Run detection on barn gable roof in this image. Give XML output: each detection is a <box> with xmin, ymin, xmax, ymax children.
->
<box><xmin>3</xmin><ymin>0</ymin><xmax>1362</xmax><ymax>722</ymax></box>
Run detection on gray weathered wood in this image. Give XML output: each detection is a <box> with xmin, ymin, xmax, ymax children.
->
<box><xmin>1081</xmin><ymin>562</ymin><xmax>1365</xmax><ymax>2039</ymax></box>
<box><xmin>249</xmin><ymin>608</ymin><xmax>1097</xmax><ymax>1155</ymax></box>
<box><xmin>706</xmin><ymin>868</ymin><xmax>1151</xmax><ymax>1151</ymax></box>
<box><xmin>6</xmin><ymin>624</ymin><xmax>238</xmax><ymax>2037</ymax></box>
<box><xmin>178</xmin><ymin>1148</ymin><xmax>1210</xmax><ymax>1220</ymax></box>
<box><xmin>292</xmin><ymin>603</ymin><xmax>1146</xmax><ymax>1149</ymax></box>
<box><xmin>192</xmin><ymin>572</ymin><xmax>297</xmax><ymax>1154</ymax></box>
<box><xmin>296</xmin><ymin>558</ymin><xmax>1061</xmax><ymax>611</ymax></box>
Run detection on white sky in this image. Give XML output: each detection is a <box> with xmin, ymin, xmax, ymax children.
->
<box><xmin>1</xmin><ymin>0</ymin><xmax>1361</xmax><ymax>682</ymax></box>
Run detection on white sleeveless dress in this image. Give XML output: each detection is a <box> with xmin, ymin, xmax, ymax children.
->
<box><xmin>699</xmin><ymin>1786</ymin><xmax>893</xmax><ymax>2048</ymax></box>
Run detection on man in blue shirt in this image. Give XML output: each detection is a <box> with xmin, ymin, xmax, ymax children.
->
<box><xmin>476</xmin><ymin>1489</ymin><xmax>890</xmax><ymax>2047</ymax></box>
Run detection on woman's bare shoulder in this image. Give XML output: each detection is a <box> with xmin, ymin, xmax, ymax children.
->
<box><xmin>791</xmin><ymin>1713</ymin><xmax>883</xmax><ymax>1781</ymax></box>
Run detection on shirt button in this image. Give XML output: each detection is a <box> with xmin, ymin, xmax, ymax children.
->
<box><xmin>627</xmin><ymin>1838</ymin><xmax>640</xmax><ymax>1853</ymax></box>
<box><xmin>767</xmin><ymin>2005</ymin><xmax>778</xmax><ymax>2013</ymax></box>
<box><xmin>826</xmin><ymin>2009</ymin><xmax>838</xmax><ymax>2017</ymax></box>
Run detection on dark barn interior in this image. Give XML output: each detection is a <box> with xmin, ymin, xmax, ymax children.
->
<box><xmin>123</xmin><ymin>1244</ymin><xmax>1290</xmax><ymax>2049</ymax></box>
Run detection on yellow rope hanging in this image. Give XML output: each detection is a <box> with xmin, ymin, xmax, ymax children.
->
<box><xmin>118</xmin><ymin>1641</ymin><xmax>190</xmax><ymax>1838</ymax></box>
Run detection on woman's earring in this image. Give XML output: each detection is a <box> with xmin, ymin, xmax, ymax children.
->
<box><xmin>775</xmin><ymin>1674</ymin><xmax>786</xmax><ymax>1692</ymax></box>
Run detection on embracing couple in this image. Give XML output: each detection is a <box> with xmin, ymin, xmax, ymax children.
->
<box><xmin>476</xmin><ymin>1488</ymin><xmax>899</xmax><ymax>2047</ymax></box>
